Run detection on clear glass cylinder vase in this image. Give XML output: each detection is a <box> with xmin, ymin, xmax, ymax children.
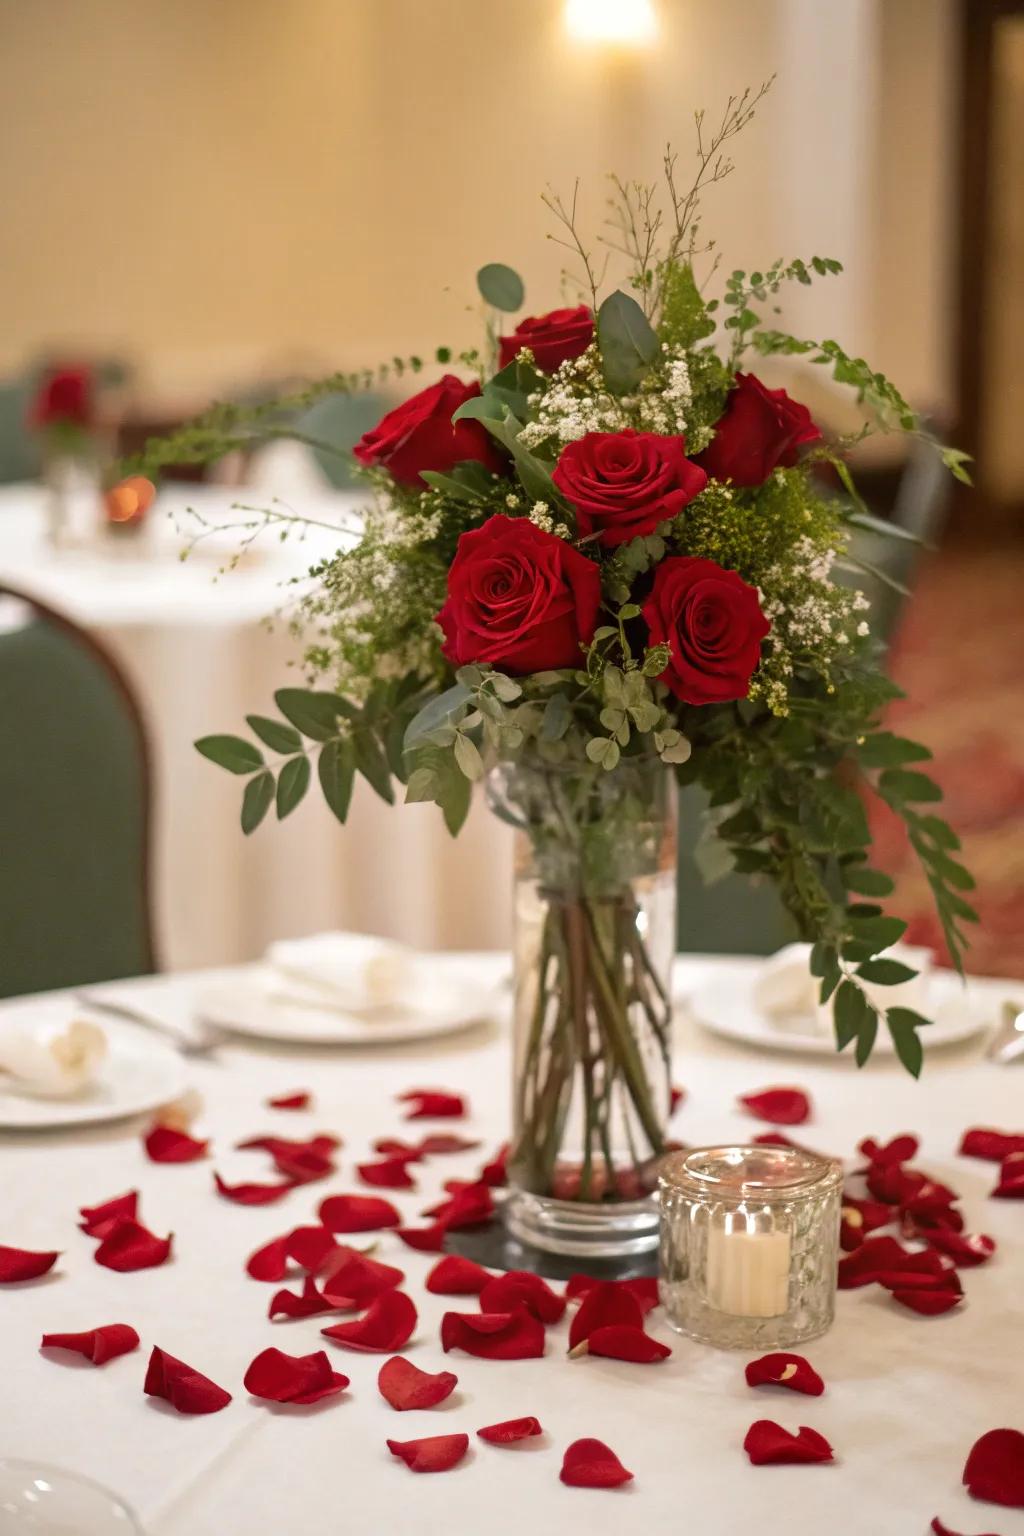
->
<box><xmin>487</xmin><ymin>755</ymin><xmax>676</xmax><ymax>1258</ymax></box>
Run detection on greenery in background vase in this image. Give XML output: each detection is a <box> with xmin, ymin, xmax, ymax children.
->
<box><xmin>131</xmin><ymin>80</ymin><xmax>974</xmax><ymax>1091</ymax></box>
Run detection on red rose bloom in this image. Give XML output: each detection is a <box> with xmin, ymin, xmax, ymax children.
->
<box><xmin>552</xmin><ymin>430</ymin><xmax>707</xmax><ymax>547</ymax></box>
<box><xmin>353</xmin><ymin>374</ymin><xmax>503</xmax><ymax>489</ymax></box>
<box><xmin>498</xmin><ymin>306</ymin><xmax>593</xmax><ymax>374</ymax></box>
<box><xmin>436</xmin><ymin>514</ymin><xmax>600</xmax><ymax>673</ymax></box>
<box><xmin>698</xmin><ymin>373</ymin><xmax>822</xmax><ymax>487</ymax></box>
<box><xmin>28</xmin><ymin>366</ymin><xmax>94</xmax><ymax>429</ymax></box>
<box><xmin>642</xmin><ymin>556</ymin><xmax>770</xmax><ymax>705</ymax></box>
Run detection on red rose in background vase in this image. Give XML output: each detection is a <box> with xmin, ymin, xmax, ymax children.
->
<box><xmin>436</xmin><ymin>514</ymin><xmax>600</xmax><ymax>673</ymax></box>
<box><xmin>553</xmin><ymin>430</ymin><xmax>707</xmax><ymax>547</ymax></box>
<box><xmin>697</xmin><ymin>373</ymin><xmax>822</xmax><ymax>487</ymax></box>
<box><xmin>353</xmin><ymin>374</ymin><xmax>503</xmax><ymax>489</ymax></box>
<box><xmin>28</xmin><ymin>366</ymin><xmax>95</xmax><ymax>430</ymax></box>
<box><xmin>498</xmin><ymin>306</ymin><xmax>593</xmax><ymax>373</ymax></box>
<box><xmin>642</xmin><ymin>555</ymin><xmax>770</xmax><ymax>705</ymax></box>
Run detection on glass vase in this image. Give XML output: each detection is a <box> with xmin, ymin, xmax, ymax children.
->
<box><xmin>486</xmin><ymin>755</ymin><xmax>676</xmax><ymax>1258</ymax></box>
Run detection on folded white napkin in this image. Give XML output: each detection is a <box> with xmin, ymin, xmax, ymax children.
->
<box><xmin>754</xmin><ymin>942</ymin><xmax>933</xmax><ymax>1033</ymax></box>
<box><xmin>266</xmin><ymin>932</ymin><xmax>417</xmax><ymax>1014</ymax></box>
<box><xmin>0</xmin><ymin>1017</ymin><xmax>107</xmax><ymax>1098</ymax></box>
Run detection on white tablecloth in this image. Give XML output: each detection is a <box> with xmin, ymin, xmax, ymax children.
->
<box><xmin>1</xmin><ymin>956</ymin><xmax>1022</xmax><ymax>1536</ymax></box>
<box><xmin>0</xmin><ymin>481</ymin><xmax>513</xmax><ymax>970</ymax></box>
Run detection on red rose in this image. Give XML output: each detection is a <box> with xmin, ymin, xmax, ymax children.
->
<box><xmin>28</xmin><ymin>366</ymin><xmax>94</xmax><ymax>429</ymax></box>
<box><xmin>353</xmin><ymin>374</ymin><xmax>503</xmax><ymax>489</ymax></box>
<box><xmin>552</xmin><ymin>430</ymin><xmax>707</xmax><ymax>547</ymax></box>
<box><xmin>642</xmin><ymin>556</ymin><xmax>770</xmax><ymax>705</ymax></box>
<box><xmin>436</xmin><ymin>514</ymin><xmax>600</xmax><ymax>673</ymax></box>
<box><xmin>697</xmin><ymin>373</ymin><xmax>822</xmax><ymax>487</ymax></box>
<box><xmin>498</xmin><ymin>305</ymin><xmax>593</xmax><ymax>374</ymax></box>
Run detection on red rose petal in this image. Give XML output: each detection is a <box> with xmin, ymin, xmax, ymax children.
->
<box><xmin>396</xmin><ymin>1224</ymin><xmax>448</xmax><ymax>1253</ymax></box>
<box><xmin>564</xmin><ymin>1274</ymin><xmax>660</xmax><ymax>1315</ymax></box>
<box><xmin>560</xmin><ymin>1437</ymin><xmax>634</xmax><ymax>1488</ymax></box>
<box><xmin>479</xmin><ymin>1143</ymin><xmax>509</xmax><ymax>1187</ymax></box>
<box><xmin>479</xmin><ymin>1271</ymin><xmax>566</xmax><ymax>1326</ymax></box>
<box><xmin>992</xmin><ymin>1153</ymin><xmax>1024</xmax><ymax>1200</ymax></box>
<box><xmin>144</xmin><ymin>1346</ymin><xmax>231</xmax><ymax>1414</ymax></box>
<box><xmin>387</xmin><ymin>1433</ymin><xmax>469</xmax><ymax>1473</ymax></box>
<box><xmin>739</xmin><ymin>1087</ymin><xmax>811</xmax><ymax>1126</ymax></box>
<box><xmin>922</xmin><ymin>1230</ymin><xmax>996</xmax><ymax>1267</ymax></box>
<box><xmin>144</xmin><ymin>1125</ymin><xmax>208</xmax><ymax>1163</ymax></box>
<box><xmin>891</xmin><ymin>1287</ymin><xmax>963</xmax><ymax>1315</ymax></box>
<box><xmin>321</xmin><ymin>1252</ymin><xmax>405</xmax><ymax>1310</ymax></box>
<box><xmin>568</xmin><ymin>1281</ymin><xmax>644</xmax><ymax>1350</ymax></box>
<box><xmin>267</xmin><ymin>1091</ymin><xmax>311</xmax><ymax>1110</ymax></box>
<box><xmin>840</xmin><ymin>1197</ymin><xmax>894</xmax><ymax>1252</ymax></box>
<box><xmin>0</xmin><ymin>1244</ymin><xmax>60</xmax><ymax>1282</ymax></box>
<box><xmin>423</xmin><ymin>1180</ymin><xmax>495</xmax><ymax>1230</ymax></box>
<box><xmin>94</xmin><ymin>1219</ymin><xmax>172</xmax><ymax>1272</ymax></box>
<box><xmin>670</xmin><ymin>1085</ymin><xmax>685</xmax><ymax>1113</ymax></box>
<box><xmin>318</xmin><ymin>1194</ymin><xmax>401</xmax><ymax>1233</ymax></box>
<box><xmin>244</xmin><ymin>1346</ymin><xmax>348</xmax><ymax>1405</ymax></box>
<box><xmin>441</xmin><ymin>1309</ymin><xmax>545</xmax><ymax>1360</ymax></box>
<box><xmin>743</xmin><ymin>1420</ymin><xmax>834</xmax><ymax>1465</ymax></box>
<box><xmin>418</xmin><ymin>1133</ymin><xmax>481</xmax><ymax>1154</ymax></box>
<box><xmin>837</xmin><ymin>1235</ymin><xmax>911</xmax><ymax>1288</ymax></box>
<box><xmin>478</xmin><ymin>1416</ymin><xmax>543</xmax><ymax>1444</ymax></box>
<box><xmin>373</xmin><ymin>1137</ymin><xmax>423</xmax><ymax>1158</ymax></box>
<box><xmin>41</xmin><ymin>1324</ymin><xmax>139</xmax><ymax>1364</ymax></box>
<box><xmin>269</xmin><ymin>1275</ymin><xmax>334</xmax><ymax>1320</ymax></box>
<box><xmin>214</xmin><ymin>1172</ymin><xmax>295</xmax><ymax>1206</ymax></box>
<box><xmin>959</xmin><ymin>1128</ymin><xmax>1024</xmax><ymax>1163</ymax></box>
<box><xmin>378</xmin><ymin>1355</ymin><xmax>458</xmax><ymax>1411</ymax></box>
<box><xmin>426</xmin><ymin>1255</ymin><xmax>492</xmax><ymax>1295</ymax></box>
<box><xmin>239</xmin><ymin>1133</ymin><xmax>341</xmax><ymax>1156</ymax></box>
<box><xmin>399</xmin><ymin>1089</ymin><xmax>467</xmax><ymax>1121</ymax></box>
<box><xmin>575</xmin><ymin>1325</ymin><xmax>671</xmax><ymax>1363</ymax></box>
<box><xmin>79</xmin><ymin>1191</ymin><xmax>138</xmax><ymax>1239</ymax></box>
<box><xmin>858</xmin><ymin>1133</ymin><xmax>919</xmax><ymax>1168</ymax></box>
<box><xmin>272</xmin><ymin>1148</ymin><xmax>335</xmax><ymax>1185</ymax></box>
<box><xmin>931</xmin><ymin>1519</ymin><xmax>1002</xmax><ymax>1536</ymax></box>
<box><xmin>866</xmin><ymin>1161</ymin><xmax>928</xmax><ymax>1205</ymax></box>
<box><xmin>246</xmin><ymin>1235</ymin><xmax>291</xmax><ymax>1282</ymax></box>
<box><xmin>745</xmin><ymin>1353</ymin><xmax>825</xmax><ymax>1396</ymax></box>
<box><xmin>357</xmin><ymin>1158</ymin><xmax>417</xmax><ymax>1190</ymax></box>
<box><xmin>285</xmin><ymin>1225</ymin><xmax>341</xmax><ymax>1274</ymax></box>
<box><xmin>321</xmin><ymin>1290</ymin><xmax>417</xmax><ymax>1353</ymax></box>
<box><xmin>963</xmin><ymin>1428</ymin><xmax>1024</xmax><ymax>1508</ymax></box>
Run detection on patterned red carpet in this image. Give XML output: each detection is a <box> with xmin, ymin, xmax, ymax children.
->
<box><xmin>871</xmin><ymin>544</ymin><xmax>1024</xmax><ymax>978</ymax></box>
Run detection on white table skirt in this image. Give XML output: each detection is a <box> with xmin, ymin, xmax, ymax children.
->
<box><xmin>1</xmin><ymin>956</ymin><xmax>1022</xmax><ymax>1536</ymax></box>
<box><xmin>0</xmin><ymin>481</ymin><xmax>514</xmax><ymax>970</ymax></box>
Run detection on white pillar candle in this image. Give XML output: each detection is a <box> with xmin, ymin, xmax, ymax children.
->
<box><xmin>705</xmin><ymin>1210</ymin><xmax>791</xmax><ymax>1318</ymax></box>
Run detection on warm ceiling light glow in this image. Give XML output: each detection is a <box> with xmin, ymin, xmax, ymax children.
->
<box><xmin>565</xmin><ymin>0</ymin><xmax>658</xmax><ymax>46</ymax></box>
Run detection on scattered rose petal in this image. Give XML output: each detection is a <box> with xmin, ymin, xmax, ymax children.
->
<box><xmin>745</xmin><ymin>1354</ymin><xmax>825</xmax><ymax>1396</ymax></box>
<box><xmin>901</xmin><ymin>1179</ymin><xmax>960</xmax><ymax>1225</ymax></box>
<box><xmin>319</xmin><ymin>1194</ymin><xmax>400</xmax><ymax>1233</ymax></box>
<box><xmin>396</xmin><ymin>1224</ymin><xmax>448</xmax><ymax>1253</ymax></box>
<box><xmin>479</xmin><ymin>1271</ymin><xmax>566</xmax><ymax>1326</ymax></box>
<box><xmin>0</xmin><ymin>1244</ymin><xmax>60</xmax><ymax>1283</ymax></box>
<box><xmin>267</xmin><ymin>1091</ymin><xmax>311</xmax><ymax>1110</ymax></box>
<box><xmin>79</xmin><ymin>1191</ymin><xmax>138</xmax><ymax>1239</ymax></box>
<box><xmin>246</xmin><ymin>1235</ymin><xmax>291</xmax><ymax>1282</ymax></box>
<box><xmin>873</xmin><ymin>1247</ymin><xmax>959</xmax><ymax>1288</ymax></box>
<box><xmin>144</xmin><ymin>1346</ymin><xmax>231</xmax><ymax>1414</ymax></box>
<box><xmin>840</xmin><ymin>1197</ymin><xmax>893</xmax><ymax>1251</ymax></box>
<box><xmin>959</xmin><ymin>1128</ymin><xmax>1024</xmax><ymax>1163</ymax></box>
<box><xmin>239</xmin><ymin>1133</ymin><xmax>341</xmax><ymax>1156</ymax></box>
<box><xmin>572</xmin><ymin>1325</ymin><xmax>671</xmax><ymax>1363</ymax></box>
<box><xmin>858</xmin><ymin>1133</ymin><xmax>919</xmax><ymax>1168</ymax></box>
<box><xmin>743</xmin><ymin>1420</ymin><xmax>834</xmax><ymax>1466</ymax></box>
<box><xmin>214</xmin><ymin>1172</ymin><xmax>295</xmax><ymax>1206</ymax></box>
<box><xmin>441</xmin><ymin>1309</ymin><xmax>545</xmax><ymax>1360</ymax></box>
<box><xmin>479</xmin><ymin>1143</ymin><xmax>509</xmax><ymax>1187</ymax></box>
<box><xmin>40</xmin><ymin>1324</ymin><xmax>139</xmax><ymax>1364</ymax></box>
<box><xmin>931</xmin><ymin>1519</ymin><xmax>1002</xmax><ymax>1536</ymax></box>
<box><xmin>321</xmin><ymin>1253</ymin><xmax>404</xmax><ymax>1310</ymax></box>
<box><xmin>144</xmin><ymin>1125</ymin><xmax>208</xmax><ymax>1163</ymax></box>
<box><xmin>963</xmin><ymin>1428</ymin><xmax>1024</xmax><ymax>1508</ymax></box>
<box><xmin>387</xmin><ymin>1433</ymin><xmax>469</xmax><ymax>1473</ymax></box>
<box><xmin>866</xmin><ymin>1161</ymin><xmax>928</xmax><ymax>1205</ymax></box>
<box><xmin>423</xmin><ymin>1181</ymin><xmax>494</xmax><ymax>1230</ymax></box>
<box><xmin>378</xmin><ymin>1355</ymin><xmax>458</xmax><ymax>1411</ymax></box>
<box><xmin>357</xmin><ymin>1158</ymin><xmax>417</xmax><ymax>1190</ymax></box>
<box><xmin>321</xmin><ymin>1290</ymin><xmax>417</xmax><ymax>1353</ymax></box>
<box><xmin>560</xmin><ymin>1437</ymin><xmax>633</xmax><ymax>1489</ymax></box>
<box><xmin>285</xmin><ymin>1225</ymin><xmax>342</xmax><ymax>1274</ymax></box>
<box><xmin>269</xmin><ymin>1275</ymin><xmax>334</xmax><ymax>1321</ymax></box>
<box><xmin>564</xmin><ymin>1274</ymin><xmax>659</xmax><ymax>1316</ymax></box>
<box><xmin>94</xmin><ymin>1220</ymin><xmax>172</xmax><ymax>1273</ymax></box>
<box><xmin>478</xmin><ymin>1416</ymin><xmax>543</xmax><ymax>1444</ymax></box>
<box><xmin>418</xmin><ymin>1133</ymin><xmax>480</xmax><ymax>1154</ymax></box>
<box><xmin>837</xmin><ymin>1235</ymin><xmax>911</xmax><ymax>1288</ymax></box>
<box><xmin>399</xmin><ymin>1089</ymin><xmax>467</xmax><ymax>1121</ymax></box>
<box><xmin>568</xmin><ymin>1282</ymin><xmax>644</xmax><ymax>1350</ymax></box>
<box><xmin>426</xmin><ymin>1255</ymin><xmax>491</xmax><ymax>1295</ymax></box>
<box><xmin>374</xmin><ymin>1137</ymin><xmax>423</xmax><ymax>1159</ymax></box>
<box><xmin>670</xmin><ymin>1085</ymin><xmax>685</xmax><ymax>1112</ymax></box>
<box><xmin>922</xmin><ymin>1230</ymin><xmax>996</xmax><ymax>1267</ymax></box>
<box><xmin>739</xmin><ymin>1087</ymin><xmax>811</xmax><ymax>1126</ymax></box>
<box><xmin>272</xmin><ymin>1148</ymin><xmax>335</xmax><ymax>1184</ymax></box>
<box><xmin>244</xmin><ymin>1346</ymin><xmax>348</xmax><ymax>1405</ymax></box>
<box><xmin>890</xmin><ymin>1288</ymin><xmax>963</xmax><ymax>1316</ymax></box>
<box><xmin>992</xmin><ymin>1154</ymin><xmax>1024</xmax><ymax>1200</ymax></box>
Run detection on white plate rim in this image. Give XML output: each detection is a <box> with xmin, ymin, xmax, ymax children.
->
<box><xmin>0</xmin><ymin>1021</ymin><xmax>189</xmax><ymax>1129</ymax></box>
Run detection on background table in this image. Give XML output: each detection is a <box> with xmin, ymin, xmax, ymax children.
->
<box><xmin>0</xmin><ymin>479</ymin><xmax>513</xmax><ymax>971</ymax></box>
<box><xmin>1</xmin><ymin>955</ymin><xmax>1021</xmax><ymax>1536</ymax></box>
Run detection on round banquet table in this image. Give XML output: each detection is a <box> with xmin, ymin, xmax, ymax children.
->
<box><xmin>0</xmin><ymin>479</ymin><xmax>514</xmax><ymax>971</ymax></box>
<box><xmin>1</xmin><ymin>954</ymin><xmax>1022</xmax><ymax>1536</ymax></box>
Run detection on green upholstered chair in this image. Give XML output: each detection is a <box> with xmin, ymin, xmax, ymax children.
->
<box><xmin>0</xmin><ymin>588</ymin><xmax>155</xmax><ymax>997</ymax></box>
<box><xmin>0</xmin><ymin>377</ymin><xmax>42</xmax><ymax>485</ymax></box>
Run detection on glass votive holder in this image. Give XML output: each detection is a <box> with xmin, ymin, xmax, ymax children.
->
<box><xmin>658</xmin><ymin>1144</ymin><xmax>843</xmax><ymax>1350</ymax></box>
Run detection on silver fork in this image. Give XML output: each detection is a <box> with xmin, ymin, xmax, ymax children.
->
<box><xmin>73</xmin><ymin>991</ymin><xmax>224</xmax><ymax>1057</ymax></box>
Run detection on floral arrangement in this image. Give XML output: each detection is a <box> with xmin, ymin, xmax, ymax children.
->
<box><xmin>27</xmin><ymin>364</ymin><xmax>97</xmax><ymax>458</ymax></box>
<box><xmin>133</xmin><ymin>85</ymin><xmax>975</xmax><ymax>1081</ymax></box>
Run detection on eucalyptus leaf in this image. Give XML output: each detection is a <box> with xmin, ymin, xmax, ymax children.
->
<box><xmin>276</xmin><ymin>755</ymin><xmax>311</xmax><ymax>819</ymax></box>
<box><xmin>196</xmin><ymin>735</ymin><xmax>264</xmax><ymax>775</ymax></box>
<box><xmin>597</xmin><ymin>289</ymin><xmax>660</xmax><ymax>395</ymax></box>
<box><xmin>241</xmin><ymin>770</ymin><xmax>274</xmax><ymax>834</ymax></box>
<box><xmin>454</xmin><ymin>733</ymin><xmax>483</xmax><ymax>781</ymax></box>
<box><xmin>404</xmin><ymin>684</ymin><xmax>472</xmax><ymax>754</ymax></box>
<box><xmin>318</xmin><ymin>738</ymin><xmax>355</xmax><ymax>823</ymax></box>
<box><xmin>477</xmin><ymin>262</ymin><xmax>525</xmax><ymax>312</ymax></box>
<box><xmin>354</xmin><ymin>731</ymin><xmax>394</xmax><ymax>804</ymax></box>
<box><xmin>245</xmin><ymin>716</ymin><xmax>302</xmax><ymax>755</ymax></box>
<box><xmin>274</xmin><ymin>689</ymin><xmax>350</xmax><ymax>742</ymax></box>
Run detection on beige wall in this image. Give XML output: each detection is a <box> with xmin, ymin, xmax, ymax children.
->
<box><xmin>0</xmin><ymin>0</ymin><xmax>956</xmax><ymax>413</ymax></box>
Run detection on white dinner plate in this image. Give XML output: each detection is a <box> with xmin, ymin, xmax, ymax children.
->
<box><xmin>195</xmin><ymin>963</ymin><xmax>506</xmax><ymax>1046</ymax></box>
<box><xmin>0</xmin><ymin>1018</ymin><xmax>189</xmax><ymax>1129</ymax></box>
<box><xmin>687</xmin><ymin>967</ymin><xmax>990</xmax><ymax>1057</ymax></box>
